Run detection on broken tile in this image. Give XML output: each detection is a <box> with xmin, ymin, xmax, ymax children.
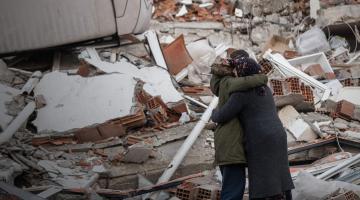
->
<box><xmin>162</xmin><ymin>35</ymin><xmax>193</xmax><ymax>75</ymax></box>
<box><xmin>336</xmin><ymin>100</ymin><xmax>355</xmax><ymax>120</ymax></box>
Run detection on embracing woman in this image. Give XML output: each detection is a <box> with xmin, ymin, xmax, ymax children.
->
<box><xmin>211</xmin><ymin>56</ymin><xmax>294</xmax><ymax>200</ymax></box>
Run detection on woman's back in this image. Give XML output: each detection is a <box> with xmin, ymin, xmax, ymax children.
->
<box><xmin>237</xmin><ymin>86</ymin><xmax>294</xmax><ymax>198</ymax></box>
<box><xmin>212</xmin><ymin>86</ymin><xmax>294</xmax><ymax>198</ymax></box>
<box><xmin>236</xmin><ymin>86</ymin><xmax>284</xmax><ymax>134</ymax></box>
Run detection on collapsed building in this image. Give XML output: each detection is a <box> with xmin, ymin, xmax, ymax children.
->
<box><xmin>1</xmin><ymin>0</ymin><xmax>360</xmax><ymax>199</ymax></box>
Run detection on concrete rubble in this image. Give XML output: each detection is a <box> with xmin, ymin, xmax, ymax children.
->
<box><xmin>1</xmin><ymin>0</ymin><xmax>360</xmax><ymax>199</ymax></box>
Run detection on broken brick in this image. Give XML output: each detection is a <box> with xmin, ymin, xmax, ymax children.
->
<box><xmin>304</xmin><ymin>64</ymin><xmax>325</xmax><ymax>77</ymax></box>
<box><xmin>110</xmin><ymin>107</ymin><xmax>147</xmax><ymax>130</ymax></box>
<box><xmin>300</xmin><ymin>83</ymin><xmax>314</xmax><ymax>103</ymax></box>
<box><xmin>74</xmin><ymin>127</ymin><xmax>102</xmax><ymax>143</ymax></box>
<box><xmin>76</xmin><ymin>63</ymin><xmax>91</xmax><ymax>77</ymax></box>
<box><xmin>176</xmin><ymin>182</ymin><xmax>198</xmax><ymax>200</ymax></box>
<box><xmin>259</xmin><ymin>59</ymin><xmax>274</xmax><ymax>74</ymax></box>
<box><xmin>125</xmin><ymin>135</ymin><xmax>144</xmax><ymax>146</ymax></box>
<box><xmin>336</xmin><ymin>100</ymin><xmax>355</xmax><ymax>120</ymax></box>
<box><xmin>162</xmin><ymin>34</ymin><xmax>193</xmax><ymax>75</ymax></box>
<box><xmin>283</xmin><ymin>50</ymin><xmax>299</xmax><ymax>59</ymax></box>
<box><xmin>97</xmin><ymin>122</ymin><xmax>126</xmax><ymax>139</ymax></box>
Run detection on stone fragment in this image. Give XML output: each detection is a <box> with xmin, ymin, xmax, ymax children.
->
<box><xmin>333</xmin><ymin>122</ymin><xmax>348</xmax><ymax>130</ymax></box>
<box><xmin>266</xmin><ymin>14</ymin><xmax>280</xmax><ymax>23</ymax></box>
<box><xmin>122</xmin><ymin>143</ymin><xmax>153</xmax><ymax>164</ymax></box>
<box><xmin>354</xmin><ymin>107</ymin><xmax>360</xmax><ymax>121</ymax></box>
<box><xmin>349</xmin><ymin>122</ymin><xmax>360</xmax><ymax>130</ymax></box>
<box><xmin>0</xmin><ymin>59</ymin><xmax>15</xmax><ymax>83</ymax></box>
<box><xmin>278</xmin><ymin>105</ymin><xmax>318</xmax><ymax>142</ymax></box>
<box><xmin>334</xmin><ymin>118</ymin><xmax>349</xmax><ymax>125</ymax></box>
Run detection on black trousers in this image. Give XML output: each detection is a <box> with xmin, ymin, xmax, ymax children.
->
<box><xmin>250</xmin><ymin>190</ymin><xmax>293</xmax><ymax>200</ymax></box>
<box><xmin>220</xmin><ymin>164</ymin><xmax>246</xmax><ymax>200</ymax></box>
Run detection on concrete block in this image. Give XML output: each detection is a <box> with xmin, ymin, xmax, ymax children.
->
<box><xmin>278</xmin><ymin>105</ymin><xmax>318</xmax><ymax>142</ymax></box>
<box><xmin>0</xmin><ymin>59</ymin><xmax>15</xmax><ymax>83</ymax></box>
<box><xmin>122</xmin><ymin>144</ymin><xmax>153</xmax><ymax>164</ymax></box>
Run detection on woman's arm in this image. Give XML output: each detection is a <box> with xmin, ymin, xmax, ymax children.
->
<box><xmin>211</xmin><ymin>92</ymin><xmax>244</xmax><ymax>123</ymax></box>
<box><xmin>226</xmin><ymin>74</ymin><xmax>268</xmax><ymax>94</ymax></box>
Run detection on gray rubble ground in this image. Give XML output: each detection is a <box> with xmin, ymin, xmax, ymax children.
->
<box><xmin>107</xmin><ymin>122</ymin><xmax>215</xmax><ymax>190</ymax></box>
<box><xmin>2</xmin><ymin>1</ymin><xmax>360</xmax><ymax>198</ymax></box>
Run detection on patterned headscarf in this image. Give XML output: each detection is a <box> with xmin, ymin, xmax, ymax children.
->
<box><xmin>230</xmin><ymin>49</ymin><xmax>249</xmax><ymax>60</ymax></box>
<box><xmin>233</xmin><ymin>57</ymin><xmax>266</xmax><ymax>96</ymax></box>
<box><xmin>233</xmin><ymin>57</ymin><xmax>262</xmax><ymax>77</ymax></box>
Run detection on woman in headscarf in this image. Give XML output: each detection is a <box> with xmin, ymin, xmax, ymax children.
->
<box><xmin>211</xmin><ymin>57</ymin><xmax>294</xmax><ymax>200</ymax></box>
<box><xmin>210</xmin><ymin>50</ymin><xmax>268</xmax><ymax>200</ymax></box>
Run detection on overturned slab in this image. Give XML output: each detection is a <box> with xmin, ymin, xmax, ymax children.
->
<box><xmin>335</xmin><ymin>87</ymin><xmax>360</xmax><ymax>106</ymax></box>
<box><xmin>33</xmin><ymin>72</ymin><xmax>137</xmax><ymax>132</ymax></box>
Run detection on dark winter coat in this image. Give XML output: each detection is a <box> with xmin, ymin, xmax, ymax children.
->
<box><xmin>211</xmin><ymin>86</ymin><xmax>295</xmax><ymax>198</ymax></box>
<box><xmin>210</xmin><ymin>74</ymin><xmax>268</xmax><ymax>166</ymax></box>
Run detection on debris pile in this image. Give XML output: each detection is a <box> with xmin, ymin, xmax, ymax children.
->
<box><xmin>1</xmin><ymin>0</ymin><xmax>360</xmax><ymax>199</ymax></box>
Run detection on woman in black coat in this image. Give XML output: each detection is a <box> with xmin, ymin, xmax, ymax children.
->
<box><xmin>211</xmin><ymin>57</ymin><xmax>294</xmax><ymax>200</ymax></box>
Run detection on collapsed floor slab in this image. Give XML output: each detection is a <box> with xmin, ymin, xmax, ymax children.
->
<box><xmin>33</xmin><ymin>72</ymin><xmax>137</xmax><ymax>132</ymax></box>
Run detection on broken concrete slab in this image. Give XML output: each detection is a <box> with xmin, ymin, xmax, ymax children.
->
<box><xmin>325</xmin><ymin>79</ymin><xmax>343</xmax><ymax>97</ymax></box>
<box><xmin>317</xmin><ymin>4</ymin><xmax>360</xmax><ymax>27</ymax></box>
<box><xmin>335</xmin><ymin>87</ymin><xmax>360</xmax><ymax>106</ymax></box>
<box><xmin>33</xmin><ymin>72</ymin><xmax>137</xmax><ymax>132</ymax></box>
<box><xmin>185</xmin><ymin>39</ymin><xmax>216</xmax><ymax>84</ymax></box>
<box><xmin>0</xmin><ymin>158</ymin><xmax>23</xmax><ymax>184</ymax></box>
<box><xmin>278</xmin><ymin>105</ymin><xmax>318</xmax><ymax>142</ymax></box>
<box><xmin>0</xmin><ymin>84</ymin><xmax>20</xmax><ymax>130</ymax></box>
<box><xmin>107</xmin><ymin>123</ymin><xmax>214</xmax><ymax>190</ymax></box>
<box><xmin>38</xmin><ymin>159</ymin><xmax>96</xmax><ymax>188</ymax></box>
<box><xmin>274</xmin><ymin>94</ymin><xmax>305</xmax><ymax>108</ymax></box>
<box><xmin>0</xmin><ymin>101</ymin><xmax>36</xmax><ymax>145</ymax></box>
<box><xmin>83</xmin><ymin>50</ymin><xmax>183</xmax><ymax>103</ymax></box>
<box><xmin>295</xmin><ymin>27</ymin><xmax>331</xmax><ymax>56</ymax></box>
<box><xmin>0</xmin><ymin>59</ymin><xmax>15</xmax><ymax>84</ymax></box>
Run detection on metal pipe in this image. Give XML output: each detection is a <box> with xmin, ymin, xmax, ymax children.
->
<box><xmin>316</xmin><ymin>153</ymin><xmax>360</xmax><ymax>180</ymax></box>
<box><xmin>0</xmin><ymin>102</ymin><xmax>36</xmax><ymax>145</ymax></box>
<box><xmin>144</xmin><ymin>31</ymin><xmax>168</xmax><ymax>70</ymax></box>
<box><xmin>20</xmin><ymin>71</ymin><xmax>42</xmax><ymax>95</ymax></box>
<box><xmin>156</xmin><ymin>97</ymin><xmax>218</xmax><ymax>183</ymax></box>
<box><xmin>263</xmin><ymin>50</ymin><xmax>331</xmax><ymax>101</ymax></box>
<box><xmin>147</xmin><ymin>97</ymin><xmax>218</xmax><ymax>200</ymax></box>
<box><xmin>183</xmin><ymin>95</ymin><xmax>209</xmax><ymax>109</ymax></box>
